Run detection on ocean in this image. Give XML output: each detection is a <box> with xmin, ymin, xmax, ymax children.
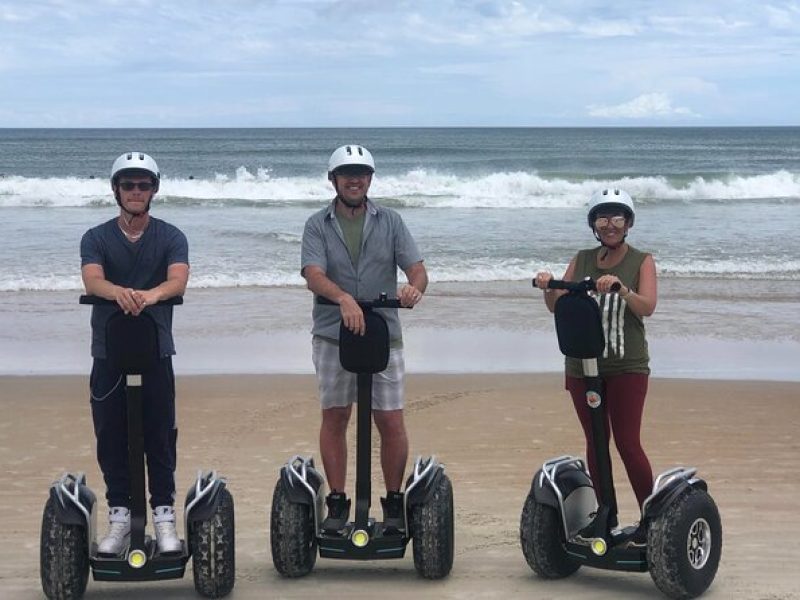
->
<box><xmin>1</xmin><ymin>127</ymin><xmax>799</xmax><ymax>379</ymax></box>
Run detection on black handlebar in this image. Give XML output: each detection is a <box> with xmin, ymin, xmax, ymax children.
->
<box><xmin>79</xmin><ymin>295</ymin><xmax>184</xmax><ymax>306</ymax></box>
<box><xmin>317</xmin><ymin>293</ymin><xmax>408</xmax><ymax>310</ymax></box>
<box><xmin>532</xmin><ymin>277</ymin><xmax>620</xmax><ymax>293</ymax></box>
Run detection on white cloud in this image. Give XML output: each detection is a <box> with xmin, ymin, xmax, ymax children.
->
<box><xmin>587</xmin><ymin>93</ymin><xmax>697</xmax><ymax>119</ymax></box>
<box><xmin>0</xmin><ymin>1</ymin><xmax>795</xmax><ymax>126</ymax></box>
<box><xmin>765</xmin><ymin>3</ymin><xmax>800</xmax><ymax>29</ymax></box>
<box><xmin>578</xmin><ymin>19</ymin><xmax>641</xmax><ymax>37</ymax></box>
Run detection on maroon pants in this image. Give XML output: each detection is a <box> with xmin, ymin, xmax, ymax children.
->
<box><xmin>565</xmin><ymin>373</ymin><xmax>653</xmax><ymax>508</ymax></box>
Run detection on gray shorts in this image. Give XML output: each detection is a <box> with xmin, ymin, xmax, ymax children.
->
<box><xmin>312</xmin><ymin>336</ymin><xmax>405</xmax><ymax>411</ymax></box>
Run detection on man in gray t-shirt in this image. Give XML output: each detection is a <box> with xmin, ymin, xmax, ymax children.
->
<box><xmin>300</xmin><ymin>144</ymin><xmax>428</xmax><ymax>533</ymax></box>
<box><xmin>80</xmin><ymin>152</ymin><xmax>189</xmax><ymax>556</ymax></box>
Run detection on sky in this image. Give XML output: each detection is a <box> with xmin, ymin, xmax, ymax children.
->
<box><xmin>0</xmin><ymin>0</ymin><xmax>799</xmax><ymax>127</ymax></box>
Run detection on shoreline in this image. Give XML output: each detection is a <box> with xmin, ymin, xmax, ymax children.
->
<box><xmin>2</xmin><ymin>278</ymin><xmax>800</xmax><ymax>380</ymax></box>
<box><xmin>1</xmin><ymin>373</ymin><xmax>799</xmax><ymax>599</ymax></box>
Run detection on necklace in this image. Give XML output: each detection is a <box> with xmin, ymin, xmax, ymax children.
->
<box><xmin>118</xmin><ymin>220</ymin><xmax>146</xmax><ymax>241</ymax></box>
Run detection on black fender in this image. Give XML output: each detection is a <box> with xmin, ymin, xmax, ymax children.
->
<box><xmin>278</xmin><ymin>462</ymin><xmax>324</xmax><ymax>506</ymax></box>
<box><xmin>50</xmin><ymin>478</ymin><xmax>95</xmax><ymax>527</ymax></box>
<box><xmin>530</xmin><ymin>464</ymin><xmax>594</xmax><ymax>510</ymax></box>
<box><xmin>185</xmin><ymin>479</ymin><xmax>226</xmax><ymax>525</ymax></box>
<box><xmin>405</xmin><ymin>459</ymin><xmax>446</xmax><ymax>507</ymax></box>
<box><xmin>644</xmin><ymin>478</ymin><xmax>708</xmax><ymax>521</ymax></box>
<box><xmin>530</xmin><ymin>469</ymin><xmax>559</xmax><ymax>509</ymax></box>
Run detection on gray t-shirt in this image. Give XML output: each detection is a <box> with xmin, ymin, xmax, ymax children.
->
<box><xmin>80</xmin><ymin>217</ymin><xmax>189</xmax><ymax>358</ymax></box>
<box><xmin>301</xmin><ymin>199</ymin><xmax>422</xmax><ymax>342</ymax></box>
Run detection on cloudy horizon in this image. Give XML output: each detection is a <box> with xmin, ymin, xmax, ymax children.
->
<box><xmin>1</xmin><ymin>0</ymin><xmax>798</xmax><ymax>127</ymax></box>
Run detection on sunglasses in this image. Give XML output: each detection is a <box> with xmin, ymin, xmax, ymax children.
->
<box><xmin>335</xmin><ymin>165</ymin><xmax>372</xmax><ymax>177</ymax></box>
<box><xmin>118</xmin><ymin>181</ymin><xmax>154</xmax><ymax>192</ymax></box>
<box><xmin>594</xmin><ymin>215</ymin><xmax>627</xmax><ymax>228</ymax></box>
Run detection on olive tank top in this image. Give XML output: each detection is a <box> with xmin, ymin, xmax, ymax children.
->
<box><xmin>564</xmin><ymin>245</ymin><xmax>651</xmax><ymax>377</ymax></box>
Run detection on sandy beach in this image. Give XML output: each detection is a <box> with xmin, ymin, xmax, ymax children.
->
<box><xmin>2</xmin><ymin>372</ymin><xmax>799</xmax><ymax>599</ymax></box>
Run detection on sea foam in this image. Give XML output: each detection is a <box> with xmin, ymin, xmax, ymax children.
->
<box><xmin>2</xmin><ymin>168</ymin><xmax>798</xmax><ymax>208</ymax></box>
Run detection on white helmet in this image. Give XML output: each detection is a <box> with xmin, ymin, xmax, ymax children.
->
<box><xmin>327</xmin><ymin>145</ymin><xmax>375</xmax><ymax>176</ymax></box>
<box><xmin>110</xmin><ymin>152</ymin><xmax>160</xmax><ymax>191</ymax></box>
<box><xmin>587</xmin><ymin>188</ymin><xmax>635</xmax><ymax>227</ymax></box>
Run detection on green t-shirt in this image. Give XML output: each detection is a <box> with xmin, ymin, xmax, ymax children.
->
<box><xmin>565</xmin><ymin>245</ymin><xmax>651</xmax><ymax>377</ymax></box>
<box><xmin>331</xmin><ymin>210</ymin><xmax>402</xmax><ymax>349</ymax></box>
<box><xmin>336</xmin><ymin>211</ymin><xmax>365</xmax><ymax>267</ymax></box>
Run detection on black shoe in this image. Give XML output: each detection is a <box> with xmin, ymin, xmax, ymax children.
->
<box><xmin>625</xmin><ymin>524</ymin><xmax>648</xmax><ymax>548</ymax></box>
<box><xmin>380</xmin><ymin>491</ymin><xmax>405</xmax><ymax>534</ymax></box>
<box><xmin>322</xmin><ymin>492</ymin><xmax>350</xmax><ymax>533</ymax></box>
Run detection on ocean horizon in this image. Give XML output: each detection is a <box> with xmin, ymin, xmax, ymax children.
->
<box><xmin>1</xmin><ymin>127</ymin><xmax>798</xmax><ymax>378</ymax></box>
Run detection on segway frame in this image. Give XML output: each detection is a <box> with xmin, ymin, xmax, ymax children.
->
<box><xmin>272</xmin><ymin>294</ymin><xmax>451</xmax><ymax>568</ymax></box>
<box><xmin>523</xmin><ymin>277</ymin><xmax>721</xmax><ymax>593</ymax></box>
<box><xmin>41</xmin><ymin>296</ymin><xmax>234</xmax><ymax>597</ymax></box>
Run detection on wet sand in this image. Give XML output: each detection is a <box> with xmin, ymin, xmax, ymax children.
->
<box><xmin>1</xmin><ymin>373</ymin><xmax>799</xmax><ymax>599</ymax></box>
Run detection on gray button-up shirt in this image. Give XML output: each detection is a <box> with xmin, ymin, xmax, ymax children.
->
<box><xmin>301</xmin><ymin>198</ymin><xmax>422</xmax><ymax>342</ymax></box>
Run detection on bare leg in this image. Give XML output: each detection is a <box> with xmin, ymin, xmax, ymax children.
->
<box><xmin>373</xmin><ymin>409</ymin><xmax>408</xmax><ymax>492</ymax></box>
<box><xmin>320</xmin><ymin>405</ymin><xmax>352</xmax><ymax>493</ymax></box>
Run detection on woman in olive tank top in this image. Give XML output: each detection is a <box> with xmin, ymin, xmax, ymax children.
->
<box><xmin>534</xmin><ymin>189</ymin><xmax>657</xmax><ymax>512</ymax></box>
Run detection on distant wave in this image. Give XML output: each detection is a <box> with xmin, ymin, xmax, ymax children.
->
<box><xmin>1</xmin><ymin>168</ymin><xmax>798</xmax><ymax>208</ymax></box>
<box><xmin>4</xmin><ymin>258</ymin><xmax>798</xmax><ymax>291</ymax></box>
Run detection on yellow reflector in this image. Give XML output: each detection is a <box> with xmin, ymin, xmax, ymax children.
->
<box><xmin>128</xmin><ymin>549</ymin><xmax>147</xmax><ymax>568</ymax></box>
<box><xmin>351</xmin><ymin>529</ymin><xmax>369</xmax><ymax>548</ymax></box>
<box><xmin>591</xmin><ymin>538</ymin><xmax>607</xmax><ymax>556</ymax></box>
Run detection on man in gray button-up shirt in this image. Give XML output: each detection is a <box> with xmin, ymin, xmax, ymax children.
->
<box><xmin>300</xmin><ymin>144</ymin><xmax>428</xmax><ymax>533</ymax></box>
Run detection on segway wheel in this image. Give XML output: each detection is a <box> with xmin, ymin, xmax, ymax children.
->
<box><xmin>191</xmin><ymin>487</ymin><xmax>235</xmax><ymax>598</ymax></box>
<box><xmin>40</xmin><ymin>496</ymin><xmax>89</xmax><ymax>600</ymax></box>
<box><xmin>648</xmin><ymin>487</ymin><xmax>722</xmax><ymax>600</ymax></box>
<box><xmin>520</xmin><ymin>492</ymin><xmax>580</xmax><ymax>579</ymax></box>
<box><xmin>409</xmin><ymin>474</ymin><xmax>454</xmax><ymax>579</ymax></box>
<box><xmin>270</xmin><ymin>479</ymin><xmax>317</xmax><ymax>577</ymax></box>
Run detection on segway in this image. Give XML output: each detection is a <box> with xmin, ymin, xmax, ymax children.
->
<box><xmin>40</xmin><ymin>296</ymin><xmax>235</xmax><ymax>599</ymax></box>
<box><xmin>520</xmin><ymin>278</ymin><xmax>721</xmax><ymax>599</ymax></box>
<box><xmin>270</xmin><ymin>293</ymin><xmax>454</xmax><ymax>579</ymax></box>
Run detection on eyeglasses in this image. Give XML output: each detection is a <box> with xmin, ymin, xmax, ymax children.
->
<box><xmin>118</xmin><ymin>181</ymin><xmax>154</xmax><ymax>192</ymax></box>
<box><xmin>594</xmin><ymin>215</ymin><xmax>627</xmax><ymax>228</ymax></box>
<box><xmin>334</xmin><ymin>165</ymin><xmax>373</xmax><ymax>177</ymax></box>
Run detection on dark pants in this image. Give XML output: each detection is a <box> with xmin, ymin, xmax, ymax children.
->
<box><xmin>90</xmin><ymin>357</ymin><xmax>177</xmax><ymax>509</ymax></box>
<box><xmin>565</xmin><ymin>373</ymin><xmax>654</xmax><ymax>508</ymax></box>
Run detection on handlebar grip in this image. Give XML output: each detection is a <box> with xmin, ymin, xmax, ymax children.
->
<box><xmin>316</xmin><ymin>295</ymin><xmax>406</xmax><ymax>309</ymax></box>
<box><xmin>79</xmin><ymin>295</ymin><xmax>184</xmax><ymax>306</ymax></box>
<box><xmin>531</xmin><ymin>278</ymin><xmax>621</xmax><ymax>293</ymax></box>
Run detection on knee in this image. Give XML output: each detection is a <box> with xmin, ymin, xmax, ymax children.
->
<box><xmin>615</xmin><ymin>437</ymin><xmax>644</xmax><ymax>462</ymax></box>
<box><xmin>321</xmin><ymin>406</ymin><xmax>351</xmax><ymax>435</ymax></box>
<box><xmin>373</xmin><ymin>410</ymin><xmax>406</xmax><ymax>438</ymax></box>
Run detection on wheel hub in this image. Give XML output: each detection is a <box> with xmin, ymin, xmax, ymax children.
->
<box><xmin>687</xmin><ymin>517</ymin><xmax>711</xmax><ymax>569</ymax></box>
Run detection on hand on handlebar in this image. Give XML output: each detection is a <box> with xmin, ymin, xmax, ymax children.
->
<box><xmin>398</xmin><ymin>284</ymin><xmax>423</xmax><ymax>308</ymax></box>
<box><xmin>595</xmin><ymin>274</ymin><xmax>626</xmax><ymax>296</ymax></box>
<box><xmin>338</xmin><ymin>294</ymin><xmax>366</xmax><ymax>336</ymax></box>
<box><xmin>113</xmin><ymin>286</ymin><xmax>146</xmax><ymax>316</ymax></box>
<box><xmin>534</xmin><ymin>271</ymin><xmax>554</xmax><ymax>290</ymax></box>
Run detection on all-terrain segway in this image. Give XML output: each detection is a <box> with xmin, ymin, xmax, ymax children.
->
<box><xmin>520</xmin><ymin>277</ymin><xmax>721</xmax><ymax>599</ymax></box>
<box><xmin>40</xmin><ymin>296</ymin><xmax>235</xmax><ymax>599</ymax></box>
<box><xmin>270</xmin><ymin>293</ymin><xmax>454</xmax><ymax>579</ymax></box>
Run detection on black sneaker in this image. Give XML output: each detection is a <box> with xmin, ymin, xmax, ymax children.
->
<box><xmin>380</xmin><ymin>491</ymin><xmax>405</xmax><ymax>534</ymax></box>
<box><xmin>322</xmin><ymin>492</ymin><xmax>350</xmax><ymax>533</ymax></box>
<box><xmin>625</xmin><ymin>524</ymin><xmax>648</xmax><ymax>548</ymax></box>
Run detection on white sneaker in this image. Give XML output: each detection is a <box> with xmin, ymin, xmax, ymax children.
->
<box><xmin>98</xmin><ymin>507</ymin><xmax>131</xmax><ymax>555</ymax></box>
<box><xmin>153</xmin><ymin>505</ymin><xmax>181</xmax><ymax>554</ymax></box>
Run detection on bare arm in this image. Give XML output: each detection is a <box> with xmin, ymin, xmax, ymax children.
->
<box><xmin>302</xmin><ymin>264</ymin><xmax>366</xmax><ymax>335</ymax></box>
<box><xmin>535</xmin><ymin>257</ymin><xmax>576</xmax><ymax>314</ymax></box>
<box><xmin>398</xmin><ymin>260</ymin><xmax>428</xmax><ymax>307</ymax></box>
<box><xmin>81</xmin><ymin>262</ymin><xmax>189</xmax><ymax>316</ymax></box>
<box><xmin>621</xmin><ymin>254</ymin><xmax>657</xmax><ymax>317</ymax></box>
